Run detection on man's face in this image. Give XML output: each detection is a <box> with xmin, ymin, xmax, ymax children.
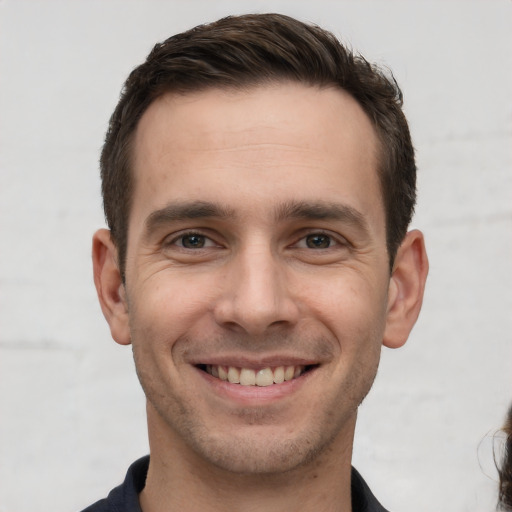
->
<box><xmin>121</xmin><ymin>83</ymin><xmax>393</xmax><ymax>473</ymax></box>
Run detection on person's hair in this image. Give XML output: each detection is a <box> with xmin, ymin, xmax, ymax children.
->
<box><xmin>498</xmin><ymin>405</ymin><xmax>512</xmax><ymax>511</ymax></box>
<box><xmin>100</xmin><ymin>13</ymin><xmax>416</xmax><ymax>280</ymax></box>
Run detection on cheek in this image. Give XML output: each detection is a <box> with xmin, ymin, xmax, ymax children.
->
<box><xmin>130</xmin><ymin>271</ymin><xmax>218</xmax><ymax>328</ymax></box>
<box><xmin>305</xmin><ymin>273</ymin><xmax>390</xmax><ymax>369</ymax></box>
<box><xmin>305</xmin><ymin>270</ymin><xmax>389</xmax><ymax>323</ymax></box>
<box><xmin>126</xmin><ymin>273</ymin><xmax>222</xmax><ymax>380</ymax></box>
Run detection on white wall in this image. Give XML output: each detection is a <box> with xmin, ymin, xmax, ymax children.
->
<box><xmin>0</xmin><ymin>1</ymin><xmax>510</xmax><ymax>511</ymax></box>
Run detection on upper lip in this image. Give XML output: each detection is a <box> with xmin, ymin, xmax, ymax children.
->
<box><xmin>188</xmin><ymin>354</ymin><xmax>321</xmax><ymax>369</ymax></box>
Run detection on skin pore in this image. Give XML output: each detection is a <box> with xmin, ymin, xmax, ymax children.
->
<box><xmin>93</xmin><ymin>83</ymin><xmax>428</xmax><ymax>512</ymax></box>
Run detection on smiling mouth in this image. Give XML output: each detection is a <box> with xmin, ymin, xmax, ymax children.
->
<box><xmin>197</xmin><ymin>364</ymin><xmax>316</xmax><ymax>387</ymax></box>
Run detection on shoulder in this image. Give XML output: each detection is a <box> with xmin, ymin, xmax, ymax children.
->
<box><xmin>79</xmin><ymin>456</ymin><xmax>149</xmax><ymax>512</ymax></box>
<box><xmin>351</xmin><ymin>467</ymin><xmax>391</xmax><ymax>512</ymax></box>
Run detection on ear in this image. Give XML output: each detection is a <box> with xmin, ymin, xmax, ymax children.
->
<box><xmin>383</xmin><ymin>229</ymin><xmax>428</xmax><ymax>349</ymax></box>
<box><xmin>92</xmin><ymin>229</ymin><xmax>131</xmax><ymax>345</ymax></box>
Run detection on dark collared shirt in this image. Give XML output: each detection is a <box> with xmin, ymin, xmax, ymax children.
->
<box><xmin>81</xmin><ymin>456</ymin><xmax>390</xmax><ymax>512</ymax></box>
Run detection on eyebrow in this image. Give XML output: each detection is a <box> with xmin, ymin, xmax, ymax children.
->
<box><xmin>274</xmin><ymin>200</ymin><xmax>370</xmax><ymax>234</ymax></box>
<box><xmin>144</xmin><ymin>201</ymin><xmax>235</xmax><ymax>234</ymax></box>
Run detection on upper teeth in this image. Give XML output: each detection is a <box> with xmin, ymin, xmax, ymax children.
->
<box><xmin>205</xmin><ymin>365</ymin><xmax>304</xmax><ymax>386</ymax></box>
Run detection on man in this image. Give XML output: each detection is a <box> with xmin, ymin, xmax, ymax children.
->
<box><xmin>86</xmin><ymin>12</ymin><xmax>428</xmax><ymax>512</ymax></box>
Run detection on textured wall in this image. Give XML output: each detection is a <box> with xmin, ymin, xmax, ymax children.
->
<box><xmin>0</xmin><ymin>1</ymin><xmax>510</xmax><ymax>511</ymax></box>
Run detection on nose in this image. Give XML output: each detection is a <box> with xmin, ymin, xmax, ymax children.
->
<box><xmin>213</xmin><ymin>241</ymin><xmax>300</xmax><ymax>336</ymax></box>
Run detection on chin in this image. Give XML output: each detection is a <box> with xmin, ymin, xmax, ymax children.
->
<box><xmin>197</xmin><ymin>440</ymin><xmax>313</xmax><ymax>475</ymax></box>
<box><xmin>182</xmin><ymin>422</ymin><xmax>343</xmax><ymax>476</ymax></box>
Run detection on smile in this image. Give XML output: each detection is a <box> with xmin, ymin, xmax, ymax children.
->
<box><xmin>199</xmin><ymin>364</ymin><xmax>313</xmax><ymax>387</ymax></box>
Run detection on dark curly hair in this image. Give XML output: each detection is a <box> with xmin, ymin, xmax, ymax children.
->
<box><xmin>100</xmin><ymin>13</ymin><xmax>416</xmax><ymax>280</ymax></box>
<box><xmin>498</xmin><ymin>405</ymin><xmax>512</xmax><ymax>511</ymax></box>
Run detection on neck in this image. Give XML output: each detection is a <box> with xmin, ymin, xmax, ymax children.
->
<box><xmin>139</xmin><ymin>408</ymin><xmax>356</xmax><ymax>512</ymax></box>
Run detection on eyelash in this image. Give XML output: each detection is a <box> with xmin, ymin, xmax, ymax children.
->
<box><xmin>294</xmin><ymin>231</ymin><xmax>345</xmax><ymax>250</ymax></box>
<box><xmin>167</xmin><ymin>231</ymin><xmax>218</xmax><ymax>249</ymax></box>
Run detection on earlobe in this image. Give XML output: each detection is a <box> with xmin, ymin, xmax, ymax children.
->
<box><xmin>383</xmin><ymin>230</ymin><xmax>429</xmax><ymax>349</ymax></box>
<box><xmin>92</xmin><ymin>229</ymin><xmax>131</xmax><ymax>345</ymax></box>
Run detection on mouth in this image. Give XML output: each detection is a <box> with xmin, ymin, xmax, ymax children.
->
<box><xmin>196</xmin><ymin>364</ymin><xmax>317</xmax><ymax>387</ymax></box>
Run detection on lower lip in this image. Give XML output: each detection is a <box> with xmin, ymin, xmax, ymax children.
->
<box><xmin>195</xmin><ymin>367</ymin><xmax>315</xmax><ymax>405</ymax></box>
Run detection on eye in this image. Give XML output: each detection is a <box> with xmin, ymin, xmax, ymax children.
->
<box><xmin>172</xmin><ymin>232</ymin><xmax>217</xmax><ymax>249</ymax></box>
<box><xmin>304</xmin><ymin>233</ymin><xmax>332</xmax><ymax>249</ymax></box>
<box><xmin>295</xmin><ymin>232</ymin><xmax>339</xmax><ymax>249</ymax></box>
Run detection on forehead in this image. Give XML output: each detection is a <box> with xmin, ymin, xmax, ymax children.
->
<box><xmin>130</xmin><ymin>83</ymin><xmax>383</xmax><ymax>227</ymax></box>
<box><xmin>134</xmin><ymin>83</ymin><xmax>378</xmax><ymax>161</ymax></box>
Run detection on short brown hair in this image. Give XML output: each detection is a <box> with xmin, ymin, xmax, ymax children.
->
<box><xmin>100</xmin><ymin>13</ymin><xmax>416</xmax><ymax>280</ymax></box>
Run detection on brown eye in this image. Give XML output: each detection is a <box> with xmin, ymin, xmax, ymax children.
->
<box><xmin>305</xmin><ymin>234</ymin><xmax>331</xmax><ymax>249</ymax></box>
<box><xmin>181</xmin><ymin>234</ymin><xmax>206</xmax><ymax>248</ymax></box>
